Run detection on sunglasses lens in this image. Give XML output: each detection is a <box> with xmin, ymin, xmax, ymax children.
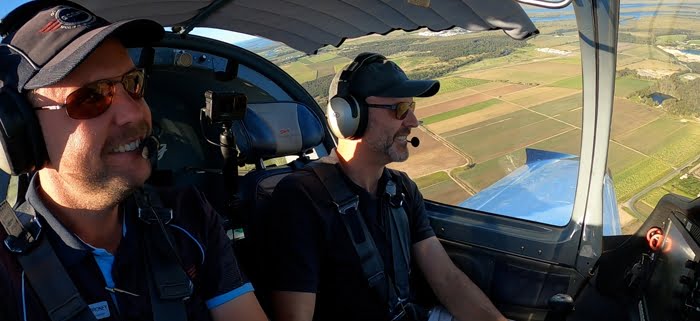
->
<box><xmin>64</xmin><ymin>81</ymin><xmax>113</xmax><ymax>119</ymax></box>
<box><xmin>123</xmin><ymin>70</ymin><xmax>145</xmax><ymax>99</ymax></box>
<box><xmin>397</xmin><ymin>102</ymin><xmax>415</xmax><ymax>120</ymax></box>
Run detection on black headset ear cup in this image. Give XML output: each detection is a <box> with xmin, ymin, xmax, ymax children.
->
<box><xmin>326</xmin><ymin>53</ymin><xmax>385</xmax><ymax>140</ymax></box>
<box><xmin>0</xmin><ymin>88</ymin><xmax>48</xmax><ymax>175</ymax></box>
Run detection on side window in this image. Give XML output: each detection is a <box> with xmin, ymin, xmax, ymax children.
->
<box><xmin>608</xmin><ymin>2</ymin><xmax>700</xmax><ymax>234</ymax></box>
<box><xmin>262</xmin><ymin>10</ymin><xmax>583</xmax><ymax>226</ymax></box>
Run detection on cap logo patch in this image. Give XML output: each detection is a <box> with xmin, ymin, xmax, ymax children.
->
<box><xmin>43</xmin><ymin>6</ymin><xmax>96</xmax><ymax>31</ymax></box>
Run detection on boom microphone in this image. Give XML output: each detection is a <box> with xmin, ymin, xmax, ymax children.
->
<box><xmin>410</xmin><ymin>137</ymin><xmax>420</xmax><ymax>147</ymax></box>
<box><xmin>141</xmin><ymin>135</ymin><xmax>160</xmax><ymax>168</ymax></box>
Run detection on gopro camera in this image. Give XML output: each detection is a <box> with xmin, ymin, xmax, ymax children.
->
<box><xmin>203</xmin><ymin>90</ymin><xmax>247</xmax><ymax>123</ymax></box>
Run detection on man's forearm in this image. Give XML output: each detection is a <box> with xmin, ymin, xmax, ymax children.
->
<box><xmin>414</xmin><ymin>237</ymin><xmax>507</xmax><ymax>321</ymax></box>
<box><xmin>433</xmin><ymin>266</ymin><xmax>506</xmax><ymax>321</ymax></box>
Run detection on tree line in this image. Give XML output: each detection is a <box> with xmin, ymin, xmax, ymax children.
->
<box><xmin>301</xmin><ymin>35</ymin><xmax>528</xmax><ymax>101</ymax></box>
<box><xmin>632</xmin><ymin>74</ymin><xmax>700</xmax><ymax>117</ymax></box>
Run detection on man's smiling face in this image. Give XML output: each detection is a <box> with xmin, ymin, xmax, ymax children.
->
<box><xmin>362</xmin><ymin>96</ymin><xmax>419</xmax><ymax>164</ymax></box>
<box><xmin>30</xmin><ymin>38</ymin><xmax>152</xmax><ymax>206</ymax></box>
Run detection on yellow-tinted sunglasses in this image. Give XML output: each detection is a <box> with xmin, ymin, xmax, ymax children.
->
<box><xmin>366</xmin><ymin>101</ymin><xmax>416</xmax><ymax>120</ymax></box>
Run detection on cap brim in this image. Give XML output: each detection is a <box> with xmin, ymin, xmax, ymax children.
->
<box><xmin>24</xmin><ymin>19</ymin><xmax>164</xmax><ymax>89</ymax></box>
<box><xmin>374</xmin><ymin>79</ymin><xmax>440</xmax><ymax>98</ymax></box>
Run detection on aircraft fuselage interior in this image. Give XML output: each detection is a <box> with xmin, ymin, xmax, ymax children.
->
<box><xmin>109</xmin><ymin>29</ymin><xmax>700</xmax><ymax>321</ymax></box>
<box><xmin>2</xmin><ymin>0</ymin><xmax>700</xmax><ymax>320</ymax></box>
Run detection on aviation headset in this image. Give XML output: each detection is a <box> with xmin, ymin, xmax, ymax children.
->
<box><xmin>0</xmin><ymin>1</ymin><xmax>90</xmax><ymax>175</ymax></box>
<box><xmin>327</xmin><ymin>53</ymin><xmax>387</xmax><ymax>140</ymax></box>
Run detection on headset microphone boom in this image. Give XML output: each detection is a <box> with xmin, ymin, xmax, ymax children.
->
<box><xmin>409</xmin><ymin>137</ymin><xmax>420</xmax><ymax>147</ymax></box>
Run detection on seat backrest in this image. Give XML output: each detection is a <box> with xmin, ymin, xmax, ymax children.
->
<box><xmin>232</xmin><ymin>101</ymin><xmax>325</xmax><ymax>215</ymax></box>
<box><xmin>230</xmin><ymin>101</ymin><xmax>324</xmax><ymax>308</ymax></box>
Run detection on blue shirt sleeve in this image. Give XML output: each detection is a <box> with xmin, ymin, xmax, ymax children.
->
<box><xmin>206</xmin><ymin>282</ymin><xmax>254</xmax><ymax>309</ymax></box>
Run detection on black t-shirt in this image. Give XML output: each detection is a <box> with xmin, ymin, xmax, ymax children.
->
<box><xmin>264</xmin><ymin>162</ymin><xmax>435</xmax><ymax>321</ymax></box>
<box><xmin>0</xmin><ymin>176</ymin><xmax>253</xmax><ymax>321</ymax></box>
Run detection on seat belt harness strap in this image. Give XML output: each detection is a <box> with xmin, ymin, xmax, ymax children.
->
<box><xmin>135</xmin><ymin>187</ymin><xmax>192</xmax><ymax>321</ymax></box>
<box><xmin>309</xmin><ymin>163</ymin><xmax>413</xmax><ymax>321</ymax></box>
<box><xmin>0</xmin><ymin>201</ymin><xmax>97</xmax><ymax>321</ymax></box>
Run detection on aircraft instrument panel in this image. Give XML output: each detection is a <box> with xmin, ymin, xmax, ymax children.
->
<box><xmin>642</xmin><ymin>213</ymin><xmax>700</xmax><ymax>321</ymax></box>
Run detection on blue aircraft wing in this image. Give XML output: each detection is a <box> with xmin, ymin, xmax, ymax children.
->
<box><xmin>459</xmin><ymin>148</ymin><xmax>621</xmax><ymax>235</ymax></box>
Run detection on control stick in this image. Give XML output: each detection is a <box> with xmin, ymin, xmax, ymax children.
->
<box><xmin>544</xmin><ymin>293</ymin><xmax>574</xmax><ymax>321</ymax></box>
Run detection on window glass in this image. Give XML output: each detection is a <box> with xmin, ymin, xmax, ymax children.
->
<box><xmin>259</xmin><ymin>5</ymin><xmax>583</xmax><ymax>226</ymax></box>
<box><xmin>609</xmin><ymin>0</ymin><xmax>700</xmax><ymax>234</ymax></box>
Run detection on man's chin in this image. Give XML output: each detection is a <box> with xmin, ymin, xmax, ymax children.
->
<box><xmin>106</xmin><ymin>160</ymin><xmax>152</xmax><ymax>187</ymax></box>
<box><xmin>388</xmin><ymin>147</ymin><xmax>409</xmax><ymax>163</ymax></box>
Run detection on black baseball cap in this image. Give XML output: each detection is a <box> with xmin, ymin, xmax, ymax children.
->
<box><xmin>0</xmin><ymin>1</ymin><xmax>164</xmax><ymax>91</ymax></box>
<box><xmin>331</xmin><ymin>52</ymin><xmax>440</xmax><ymax>101</ymax></box>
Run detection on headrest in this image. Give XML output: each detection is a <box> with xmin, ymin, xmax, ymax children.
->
<box><xmin>233</xmin><ymin>102</ymin><xmax>325</xmax><ymax>164</ymax></box>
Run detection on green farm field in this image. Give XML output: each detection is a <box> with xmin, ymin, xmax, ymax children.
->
<box><xmin>550</xmin><ymin>76</ymin><xmax>582</xmax><ymax>89</ymax></box>
<box><xmin>528</xmin><ymin>94</ymin><xmax>582</xmax><ymax>116</ymax></box>
<box><xmin>615</xmin><ymin>77</ymin><xmax>653</xmax><ymax>97</ymax></box>
<box><xmin>453</xmin><ymin>150</ymin><xmax>527</xmax><ymax>191</ymax></box>
<box><xmin>420</xmin><ymin>179</ymin><xmax>472</xmax><ymax>205</ymax></box>
<box><xmin>446</xmin><ymin>113</ymin><xmax>574</xmax><ymax>163</ymax></box>
<box><xmin>266</xmin><ymin>5</ymin><xmax>700</xmax><ymax>229</ymax></box>
<box><xmin>616</xmin><ymin>117</ymin><xmax>690</xmax><ymax>155</ymax></box>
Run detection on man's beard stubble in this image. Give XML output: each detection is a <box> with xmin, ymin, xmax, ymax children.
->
<box><xmin>367</xmin><ymin>128</ymin><xmax>410</xmax><ymax>163</ymax></box>
<box><xmin>63</xmin><ymin>121</ymin><xmax>151</xmax><ymax>210</ymax></box>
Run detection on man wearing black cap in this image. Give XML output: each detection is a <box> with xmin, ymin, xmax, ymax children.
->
<box><xmin>263</xmin><ymin>53</ymin><xmax>506</xmax><ymax>321</ymax></box>
<box><xmin>0</xmin><ymin>2</ymin><xmax>267</xmax><ymax>321</ymax></box>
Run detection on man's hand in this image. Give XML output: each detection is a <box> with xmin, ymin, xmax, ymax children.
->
<box><xmin>210</xmin><ymin>292</ymin><xmax>269</xmax><ymax>321</ymax></box>
<box><xmin>414</xmin><ymin>236</ymin><xmax>507</xmax><ymax>321</ymax></box>
<box><xmin>271</xmin><ymin>291</ymin><xmax>316</xmax><ymax>321</ymax></box>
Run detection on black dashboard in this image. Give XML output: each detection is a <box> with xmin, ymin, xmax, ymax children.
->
<box><xmin>643</xmin><ymin>213</ymin><xmax>700</xmax><ymax>320</ymax></box>
<box><xmin>593</xmin><ymin>194</ymin><xmax>700</xmax><ymax>321</ymax></box>
<box><xmin>640</xmin><ymin>209</ymin><xmax>700</xmax><ymax>321</ymax></box>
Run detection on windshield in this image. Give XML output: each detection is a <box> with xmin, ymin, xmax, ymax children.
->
<box><xmin>255</xmin><ymin>5</ymin><xmax>584</xmax><ymax>227</ymax></box>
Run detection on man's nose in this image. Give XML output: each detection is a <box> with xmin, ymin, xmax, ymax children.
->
<box><xmin>403</xmin><ymin>109</ymin><xmax>419</xmax><ymax>128</ymax></box>
<box><xmin>111</xmin><ymin>84</ymin><xmax>149</xmax><ymax>125</ymax></box>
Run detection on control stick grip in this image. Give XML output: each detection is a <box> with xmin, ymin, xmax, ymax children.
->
<box><xmin>544</xmin><ymin>294</ymin><xmax>574</xmax><ymax>321</ymax></box>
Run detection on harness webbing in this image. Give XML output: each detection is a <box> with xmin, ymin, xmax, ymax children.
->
<box><xmin>135</xmin><ymin>187</ymin><xmax>193</xmax><ymax>321</ymax></box>
<box><xmin>0</xmin><ymin>186</ymin><xmax>193</xmax><ymax>321</ymax></box>
<box><xmin>309</xmin><ymin>162</ymin><xmax>412</xmax><ymax>320</ymax></box>
<box><xmin>0</xmin><ymin>201</ymin><xmax>97</xmax><ymax>321</ymax></box>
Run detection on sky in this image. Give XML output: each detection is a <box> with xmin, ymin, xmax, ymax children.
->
<box><xmin>0</xmin><ymin>1</ymin><xmax>258</xmax><ymax>44</ymax></box>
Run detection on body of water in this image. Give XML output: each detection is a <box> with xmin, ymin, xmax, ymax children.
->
<box><xmin>529</xmin><ymin>10</ymin><xmax>700</xmax><ymax>23</ymax></box>
<box><xmin>681</xmin><ymin>49</ymin><xmax>700</xmax><ymax>55</ymax></box>
<box><xmin>650</xmin><ymin>92</ymin><xmax>675</xmax><ymax>105</ymax></box>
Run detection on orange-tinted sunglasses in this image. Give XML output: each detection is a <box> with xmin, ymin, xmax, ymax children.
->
<box><xmin>33</xmin><ymin>69</ymin><xmax>146</xmax><ymax>120</ymax></box>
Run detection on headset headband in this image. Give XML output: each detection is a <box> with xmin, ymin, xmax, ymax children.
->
<box><xmin>335</xmin><ymin>53</ymin><xmax>386</xmax><ymax>99</ymax></box>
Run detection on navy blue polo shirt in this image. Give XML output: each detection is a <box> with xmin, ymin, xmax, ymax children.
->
<box><xmin>0</xmin><ymin>175</ymin><xmax>253</xmax><ymax>321</ymax></box>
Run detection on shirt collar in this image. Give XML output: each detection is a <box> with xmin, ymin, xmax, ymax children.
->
<box><xmin>24</xmin><ymin>174</ymin><xmax>131</xmax><ymax>266</ymax></box>
<box><xmin>327</xmin><ymin>148</ymin><xmax>393</xmax><ymax>197</ymax></box>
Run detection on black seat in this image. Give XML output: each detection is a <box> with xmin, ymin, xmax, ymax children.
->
<box><xmin>230</xmin><ymin>101</ymin><xmax>325</xmax><ymax>301</ymax></box>
<box><xmin>232</xmin><ymin>101</ymin><xmax>325</xmax><ymax>222</ymax></box>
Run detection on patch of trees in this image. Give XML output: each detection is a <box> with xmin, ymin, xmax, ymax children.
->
<box><xmin>300</xmin><ymin>74</ymin><xmax>335</xmax><ymax>104</ymax></box>
<box><xmin>618</xmin><ymin>32</ymin><xmax>647</xmax><ymax>44</ymax></box>
<box><xmin>337</xmin><ymin>38</ymin><xmax>424</xmax><ymax>59</ymax></box>
<box><xmin>616</xmin><ymin>68</ymin><xmax>637</xmax><ymax>77</ymax></box>
<box><xmin>633</xmin><ymin>75</ymin><xmax>700</xmax><ymax>117</ymax></box>
<box><xmin>300</xmin><ymin>35</ymin><xmax>528</xmax><ymax>100</ymax></box>
<box><xmin>338</xmin><ymin>36</ymin><xmax>527</xmax><ymax>62</ymax></box>
<box><xmin>552</xmin><ymin>28</ymin><xmax>578</xmax><ymax>36</ymax></box>
<box><xmin>686</xmin><ymin>62</ymin><xmax>700</xmax><ymax>73</ymax></box>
